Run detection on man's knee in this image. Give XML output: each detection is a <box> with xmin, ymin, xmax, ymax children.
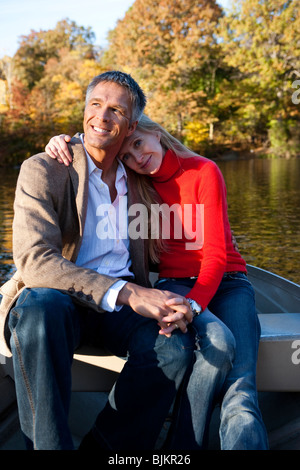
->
<box><xmin>16</xmin><ymin>287</ymin><xmax>69</xmax><ymax>306</ymax></box>
<box><xmin>9</xmin><ymin>288</ymin><xmax>78</xmax><ymax>347</ymax></box>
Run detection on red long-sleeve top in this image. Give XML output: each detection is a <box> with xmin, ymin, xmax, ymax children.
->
<box><xmin>151</xmin><ymin>149</ymin><xmax>247</xmax><ymax>310</ymax></box>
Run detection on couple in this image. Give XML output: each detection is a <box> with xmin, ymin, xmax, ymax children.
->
<box><xmin>0</xmin><ymin>71</ymin><xmax>268</xmax><ymax>450</ymax></box>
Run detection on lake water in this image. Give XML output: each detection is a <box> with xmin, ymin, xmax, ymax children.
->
<box><xmin>0</xmin><ymin>157</ymin><xmax>299</xmax><ymax>286</ymax></box>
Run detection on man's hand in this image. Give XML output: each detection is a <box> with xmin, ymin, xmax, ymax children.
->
<box><xmin>117</xmin><ymin>283</ymin><xmax>193</xmax><ymax>336</ymax></box>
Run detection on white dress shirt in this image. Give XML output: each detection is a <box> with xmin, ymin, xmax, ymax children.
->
<box><xmin>75</xmin><ymin>134</ymin><xmax>134</xmax><ymax>311</ymax></box>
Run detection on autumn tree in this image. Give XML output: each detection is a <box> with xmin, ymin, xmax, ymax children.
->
<box><xmin>0</xmin><ymin>56</ymin><xmax>13</xmax><ymax>110</ymax></box>
<box><xmin>103</xmin><ymin>0</ymin><xmax>223</xmax><ymax>147</ymax></box>
<box><xmin>13</xmin><ymin>19</ymin><xmax>96</xmax><ymax>90</ymax></box>
<box><xmin>1</xmin><ymin>1</ymin><xmax>299</xmax><ymax>165</ymax></box>
<box><xmin>218</xmin><ymin>0</ymin><xmax>300</xmax><ymax>154</ymax></box>
<box><xmin>0</xmin><ymin>19</ymin><xmax>104</xmax><ymax>164</ymax></box>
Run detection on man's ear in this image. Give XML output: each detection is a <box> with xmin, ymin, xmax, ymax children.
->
<box><xmin>127</xmin><ymin>120</ymin><xmax>138</xmax><ymax>137</ymax></box>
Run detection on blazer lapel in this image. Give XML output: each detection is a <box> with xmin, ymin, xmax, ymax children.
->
<box><xmin>67</xmin><ymin>133</ymin><xmax>89</xmax><ymax>261</ymax></box>
<box><xmin>127</xmin><ymin>169</ymin><xmax>151</xmax><ymax>287</ymax></box>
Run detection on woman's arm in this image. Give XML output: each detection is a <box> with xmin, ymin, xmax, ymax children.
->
<box><xmin>187</xmin><ymin>161</ymin><xmax>229</xmax><ymax>310</ymax></box>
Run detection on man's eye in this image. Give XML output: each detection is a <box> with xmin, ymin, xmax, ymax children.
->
<box><xmin>134</xmin><ymin>140</ymin><xmax>142</xmax><ymax>148</ymax></box>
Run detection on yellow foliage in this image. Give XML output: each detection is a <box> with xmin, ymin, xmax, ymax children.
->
<box><xmin>51</xmin><ymin>74</ymin><xmax>64</xmax><ymax>84</ymax></box>
<box><xmin>183</xmin><ymin>121</ymin><xmax>209</xmax><ymax>146</ymax></box>
<box><xmin>78</xmin><ymin>60</ymin><xmax>104</xmax><ymax>84</ymax></box>
<box><xmin>0</xmin><ymin>103</ymin><xmax>8</xmax><ymax>113</ymax></box>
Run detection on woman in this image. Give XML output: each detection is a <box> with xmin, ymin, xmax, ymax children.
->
<box><xmin>45</xmin><ymin>115</ymin><xmax>268</xmax><ymax>450</ymax></box>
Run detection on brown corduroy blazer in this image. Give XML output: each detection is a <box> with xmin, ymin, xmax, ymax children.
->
<box><xmin>0</xmin><ymin>134</ymin><xmax>150</xmax><ymax>357</ymax></box>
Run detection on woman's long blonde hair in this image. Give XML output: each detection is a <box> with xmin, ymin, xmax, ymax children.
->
<box><xmin>137</xmin><ymin>114</ymin><xmax>198</xmax><ymax>159</ymax></box>
<box><xmin>132</xmin><ymin>115</ymin><xmax>199</xmax><ymax>263</ymax></box>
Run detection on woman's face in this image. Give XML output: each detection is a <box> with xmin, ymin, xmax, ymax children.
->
<box><xmin>118</xmin><ymin>129</ymin><xmax>165</xmax><ymax>175</ymax></box>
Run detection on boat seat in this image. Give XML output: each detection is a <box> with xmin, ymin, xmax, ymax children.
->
<box><xmin>0</xmin><ymin>345</ymin><xmax>124</xmax><ymax>393</ymax></box>
<box><xmin>257</xmin><ymin>313</ymin><xmax>300</xmax><ymax>391</ymax></box>
<box><xmin>72</xmin><ymin>346</ymin><xmax>125</xmax><ymax>392</ymax></box>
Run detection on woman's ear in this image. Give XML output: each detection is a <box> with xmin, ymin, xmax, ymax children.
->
<box><xmin>155</xmin><ymin>131</ymin><xmax>161</xmax><ymax>142</ymax></box>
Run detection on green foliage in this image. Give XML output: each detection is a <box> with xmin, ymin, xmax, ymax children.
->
<box><xmin>217</xmin><ymin>0</ymin><xmax>300</xmax><ymax>150</ymax></box>
<box><xmin>268</xmin><ymin>119</ymin><xmax>300</xmax><ymax>157</ymax></box>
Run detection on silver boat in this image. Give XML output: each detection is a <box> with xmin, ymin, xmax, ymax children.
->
<box><xmin>248</xmin><ymin>265</ymin><xmax>300</xmax><ymax>392</ymax></box>
<box><xmin>1</xmin><ymin>265</ymin><xmax>300</xmax><ymax>394</ymax></box>
<box><xmin>1</xmin><ymin>265</ymin><xmax>300</xmax><ymax>449</ymax></box>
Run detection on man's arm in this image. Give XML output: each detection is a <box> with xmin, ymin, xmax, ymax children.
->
<box><xmin>13</xmin><ymin>155</ymin><xmax>118</xmax><ymax>311</ymax></box>
<box><xmin>13</xmin><ymin>155</ymin><xmax>192</xmax><ymax>330</ymax></box>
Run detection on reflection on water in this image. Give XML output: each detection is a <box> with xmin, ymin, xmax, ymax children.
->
<box><xmin>0</xmin><ymin>158</ymin><xmax>299</xmax><ymax>286</ymax></box>
<box><xmin>0</xmin><ymin>168</ymin><xmax>17</xmax><ymax>283</ymax></box>
<box><xmin>217</xmin><ymin>158</ymin><xmax>300</xmax><ymax>284</ymax></box>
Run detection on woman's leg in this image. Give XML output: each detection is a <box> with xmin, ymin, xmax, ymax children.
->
<box><xmin>155</xmin><ymin>279</ymin><xmax>235</xmax><ymax>450</ymax></box>
<box><xmin>209</xmin><ymin>273</ymin><xmax>269</xmax><ymax>449</ymax></box>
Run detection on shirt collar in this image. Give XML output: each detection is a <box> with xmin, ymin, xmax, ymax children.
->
<box><xmin>80</xmin><ymin>133</ymin><xmax>127</xmax><ymax>182</ymax></box>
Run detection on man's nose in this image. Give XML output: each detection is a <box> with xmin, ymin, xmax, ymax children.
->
<box><xmin>96</xmin><ymin>106</ymin><xmax>110</xmax><ymax>121</ymax></box>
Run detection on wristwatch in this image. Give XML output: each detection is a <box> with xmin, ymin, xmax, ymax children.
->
<box><xmin>187</xmin><ymin>298</ymin><xmax>202</xmax><ymax>317</ymax></box>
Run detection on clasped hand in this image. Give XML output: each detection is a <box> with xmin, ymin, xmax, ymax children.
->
<box><xmin>117</xmin><ymin>283</ymin><xmax>193</xmax><ymax>337</ymax></box>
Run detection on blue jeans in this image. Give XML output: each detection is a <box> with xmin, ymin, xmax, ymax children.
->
<box><xmin>8</xmin><ymin>287</ymin><xmax>198</xmax><ymax>450</ymax></box>
<box><xmin>156</xmin><ymin>273</ymin><xmax>269</xmax><ymax>450</ymax></box>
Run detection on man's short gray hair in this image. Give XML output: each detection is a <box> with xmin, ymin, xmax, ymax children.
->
<box><xmin>85</xmin><ymin>71</ymin><xmax>147</xmax><ymax>123</ymax></box>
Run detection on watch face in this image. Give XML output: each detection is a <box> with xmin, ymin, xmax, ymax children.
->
<box><xmin>188</xmin><ymin>298</ymin><xmax>202</xmax><ymax>315</ymax></box>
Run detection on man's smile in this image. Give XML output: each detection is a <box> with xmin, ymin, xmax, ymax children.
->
<box><xmin>92</xmin><ymin>125</ymin><xmax>111</xmax><ymax>135</ymax></box>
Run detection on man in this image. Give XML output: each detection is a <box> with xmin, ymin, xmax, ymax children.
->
<box><xmin>0</xmin><ymin>72</ymin><xmax>195</xmax><ymax>450</ymax></box>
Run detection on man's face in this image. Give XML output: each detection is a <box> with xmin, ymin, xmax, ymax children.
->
<box><xmin>83</xmin><ymin>81</ymin><xmax>135</xmax><ymax>156</ymax></box>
